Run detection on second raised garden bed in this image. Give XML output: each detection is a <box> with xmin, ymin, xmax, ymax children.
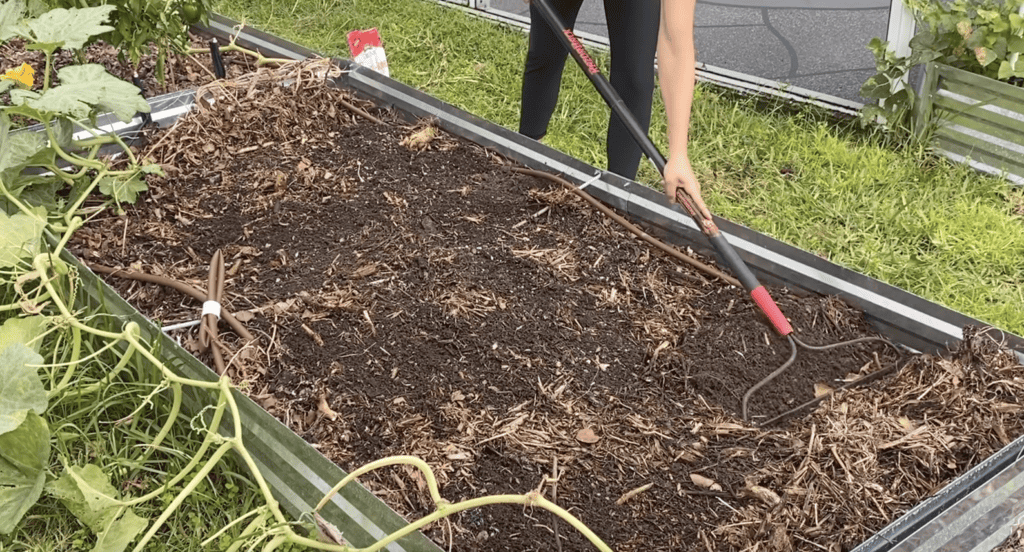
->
<box><xmin>69</xmin><ymin>48</ymin><xmax>1024</xmax><ymax>552</ymax></box>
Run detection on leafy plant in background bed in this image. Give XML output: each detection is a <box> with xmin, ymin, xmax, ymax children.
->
<box><xmin>1</xmin><ymin>3</ymin><xmax>619</xmax><ymax>551</ymax></box>
<box><xmin>861</xmin><ymin>0</ymin><xmax>1024</xmax><ymax>132</ymax></box>
<box><xmin>35</xmin><ymin>0</ymin><xmax>213</xmax><ymax>82</ymax></box>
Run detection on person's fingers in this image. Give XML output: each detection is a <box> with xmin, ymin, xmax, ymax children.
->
<box><xmin>676</xmin><ymin>180</ymin><xmax>712</xmax><ymax>222</ymax></box>
<box><xmin>695</xmin><ymin>196</ymin><xmax>713</xmax><ymax>222</ymax></box>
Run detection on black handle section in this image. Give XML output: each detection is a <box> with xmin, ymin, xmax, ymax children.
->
<box><xmin>131</xmin><ymin>73</ymin><xmax>153</xmax><ymax>126</ymax></box>
<box><xmin>531</xmin><ymin>0</ymin><xmax>667</xmax><ymax>175</ymax></box>
<box><xmin>708</xmin><ymin>234</ymin><xmax>760</xmax><ymax>291</ymax></box>
<box><xmin>210</xmin><ymin>38</ymin><xmax>226</xmax><ymax>79</ymax></box>
<box><xmin>532</xmin><ymin>0</ymin><xmax>771</xmax><ymax>294</ymax></box>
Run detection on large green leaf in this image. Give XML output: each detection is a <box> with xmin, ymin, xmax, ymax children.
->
<box><xmin>0</xmin><ymin>0</ymin><xmax>25</xmax><ymax>42</ymax></box>
<box><xmin>98</xmin><ymin>172</ymin><xmax>147</xmax><ymax>204</ymax></box>
<box><xmin>0</xmin><ymin>316</ymin><xmax>48</xmax><ymax>354</ymax></box>
<box><xmin>0</xmin><ymin>456</ymin><xmax>45</xmax><ymax>534</ymax></box>
<box><xmin>0</xmin><ymin>343</ymin><xmax>46</xmax><ymax>435</ymax></box>
<box><xmin>94</xmin><ymin>509</ymin><xmax>148</xmax><ymax>552</ymax></box>
<box><xmin>0</xmin><ymin>113</ymin><xmax>51</xmax><ymax>179</ymax></box>
<box><xmin>48</xmin><ymin>464</ymin><xmax>120</xmax><ymax>533</ymax></box>
<box><xmin>22</xmin><ymin>5</ymin><xmax>114</xmax><ymax>50</ymax></box>
<box><xmin>19</xmin><ymin>64</ymin><xmax>149</xmax><ymax>123</ymax></box>
<box><xmin>0</xmin><ymin>131</ymin><xmax>53</xmax><ymax>184</ymax></box>
<box><xmin>0</xmin><ymin>207</ymin><xmax>46</xmax><ymax>269</ymax></box>
<box><xmin>0</xmin><ymin>412</ymin><xmax>48</xmax><ymax>477</ymax></box>
<box><xmin>12</xmin><ymin>179</ymin><xmax>61</xmax><ymax>211</ymax></box>
<box><xmin>51</xmin><ymin>117</ymin><xmax>73</xmax><ymax>151</ymax></box>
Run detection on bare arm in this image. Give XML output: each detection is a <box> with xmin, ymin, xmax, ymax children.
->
<box><xmin>658</xmin><ymin>0</ymin><xmax>712</xmax><ymax>220</ymax></box>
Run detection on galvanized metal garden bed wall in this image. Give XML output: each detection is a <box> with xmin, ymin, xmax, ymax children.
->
<box><xmin>70</xmin><ymin>15</ymin><xmax>1024</xmax><ymax>552</ymax></box>
<box><xmin>914</xmin><ymin>61</ymin><xmax>1024</xmax><ymax>186</ymax></box>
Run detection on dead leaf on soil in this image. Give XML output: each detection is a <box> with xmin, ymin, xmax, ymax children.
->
<box><xmin>253</xmin><ymin>394</ymin><xmax>277</xmax><ymax>410</ymax></box>
<box><xmin>404</xmin><ymin>465</ymin><xmax>428</xmax><ymax>493</ymax></box>
<box><xmin>315</xmin><ymin>513</ymin><xmax>347</xmax><ymax>545</ymax></box>
<box><xmin>233</xmin><ymin>310</ymin><xmax>255</xmax><ymax>322</ymax></box>
<box><xmin>709</xmin><ymin>422</ymin><xmax>755</xmax><ymax>435</ymax></box>
<box><xmin>743</xmin><ymin>482</ymin><xmax>781</xmax><ymax>506</ymax></box>
<box><xmin>689</xmin><ymin>473</ymin><xmax>722</xmax><ymax>491</ymax></box>
<box><xmin>318</xmin><ymin>395</ymin><xmax>338</xmax><ymax>421</ymax></box>
<box><xmin>235</xmin><ymin>245</ymin><xmax>262</xmax><ymax>257</ymax></box>
<box><xmin>272</xmin><ymin>298</ymin><xmax>299</xmax><ymax>314</ymax></box>
<box><xmin>576</xmin><ymin>427</ymin><xmax>600</xmax><ymax>444</ymax></box>
<box><xmin>444</xmin><ymin>444</ymin><xmax>472</xmax><ymax>461</ymax></box>
<box><xmin>401</xmin><ymin>124</ymin><xmax>437</xmax><ymax>151</ymax></box>
<box><xmin>814</xmin><ymin>383</ymin><xmax>834</xmax><ymax>398</ymax></box>
<box><xmin>350</xmin><ymin>263</ymin><xmax>378</xmax><ymax>279</ymax></box>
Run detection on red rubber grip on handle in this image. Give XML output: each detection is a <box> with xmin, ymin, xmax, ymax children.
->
<box><xmin>751</xmin><ymin>286</ymin><xmax>793</xmax><ymax>336</ymax></box>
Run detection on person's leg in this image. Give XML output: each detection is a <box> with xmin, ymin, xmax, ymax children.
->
<box><xmin>519</xmin><ymin>0</ymin><xmax>586</xmax><ymax>140</ymax></box>
<box><xmin>603</xmin><ymin>0</ymin><xmax>660</xmax><ymax>180</ymax></box>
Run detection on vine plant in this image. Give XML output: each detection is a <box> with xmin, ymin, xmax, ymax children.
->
<box><xmin>36</xmin><ymin>0</ymin><xmax>213</xmax><ymax>83</ymax></box>
<box><xmin>0</xmin><ymin>2</ymin><xmax>614</xmax><ymax>551</ymax></box>
<box><xmin>860</xmin><ymin>0</ymin><xmax>1024</xmax><ymax>133</ymax></box>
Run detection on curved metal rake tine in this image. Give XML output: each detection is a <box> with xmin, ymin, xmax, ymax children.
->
<box><xmin>742</xmin><ymin>335</ymin><xmax>797</xmax><ymax>422</ymax></box>
<box><xmin>742</xmin><ymin>335</ymin><xmax>898</xmax><ymax>422</ymax></box>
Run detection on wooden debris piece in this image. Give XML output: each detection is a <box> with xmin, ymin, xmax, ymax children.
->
<box><xmin>616</xmin><ymin>483</ymin><xmax>653</xmax><ymax>505</ymax></box>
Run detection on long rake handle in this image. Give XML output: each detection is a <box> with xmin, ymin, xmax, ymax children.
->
<box><xmin>531</xmin><ymin>0</ymin><xmax>792</xmax><ymax>336</ymax></box>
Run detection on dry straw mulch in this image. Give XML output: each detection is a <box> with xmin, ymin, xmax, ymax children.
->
<box><xmin>715</xmin><ymin>327</ymin><xmax>1024</xmax><ymax>551</ymax></box>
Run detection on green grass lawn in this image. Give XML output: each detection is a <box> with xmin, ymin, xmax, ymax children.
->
<box><xmin>214</xmin><ymin>0</ymin><xmax>1024</xmax><ymax>336</ymax></box>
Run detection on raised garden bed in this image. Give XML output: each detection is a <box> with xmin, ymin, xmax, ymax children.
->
<box><xmin>67</xmin><ymin>56</ymin><xmax>1024</xmax><ymax>551</ymax></box>
<box><xmin>914</xmin><ymin>61</ymin><xmax>1024</xmax><ymax>186</ymax></box>
<box><xmin>0</xmin><ymin>31</ymin><xmax>257</xmax><ymax>98</ymax></box>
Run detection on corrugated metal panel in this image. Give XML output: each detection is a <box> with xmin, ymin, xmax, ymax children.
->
<box><xmin>853</xmin><ymin>433</ymin><xmax>1024</xmax><ymax>552</ymax></box>
<box><xmin>919</xmin><ymin>62</ymin><xmax>1024</xmax><ymax>185</ymax></box>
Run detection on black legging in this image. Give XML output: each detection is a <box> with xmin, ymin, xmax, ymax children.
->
<box><xmin>519</xmin><ymin>0</ymin><xmax>660</xmax><ymax>181</ymax></box>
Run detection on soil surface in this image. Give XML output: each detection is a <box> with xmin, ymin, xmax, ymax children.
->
<box><xmin>2</xmin><ymin>31</ymin><xmax>255</xmax><ymax>98</ymax></box>
<box><xmin>72</xmin><ymin>63</ymin><xmax>1024</xmax><ymax>552</ymax></box>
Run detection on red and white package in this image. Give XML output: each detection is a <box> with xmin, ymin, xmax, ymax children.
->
<box><xmin>347</xmin><ymin>29</ymin><xmax>390</xmax><ymax>77</ymax></box>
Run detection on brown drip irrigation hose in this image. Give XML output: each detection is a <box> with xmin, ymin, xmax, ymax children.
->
<box><xmin>85</xmin><ymin>261</ymin><xmax>256</xmax><ymax>355</ymax></box>
<box><xmin>510</xmin><ymin>167</ymin><xmax>742</xmax><ymax>289</ymax></box>
<box><xmin>199</xmin><ymin>250</ymin><xmax>227</xmax><ymax>374</ymax></box>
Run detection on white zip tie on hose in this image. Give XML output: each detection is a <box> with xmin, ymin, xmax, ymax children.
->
<box><xmin>202</xmin><ymin>300</ymin><xmax>222</xmax><ymax>320</ymax></box>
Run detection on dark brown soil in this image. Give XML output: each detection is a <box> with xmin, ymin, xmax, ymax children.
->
<box><xmin>72</xmin><ymin>65</ymin><xmax>1024</xmax><ymax>552</ymax></box>
<box><xmin>1</xmin><ymin>32</ymin><xmax>254</xmax><ymax>98</ymax></box>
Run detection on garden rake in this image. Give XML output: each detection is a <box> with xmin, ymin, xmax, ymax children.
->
<box><xmin>531</xmin><ymin>0</ymin><xmax>892</xmax><ymax>423</ymax></box>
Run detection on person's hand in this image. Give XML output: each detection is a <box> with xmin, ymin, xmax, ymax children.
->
<box><xmin>664</xmin><ymin>152</ymin><xmax>713</xmax><ymax>223</ymax></box>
